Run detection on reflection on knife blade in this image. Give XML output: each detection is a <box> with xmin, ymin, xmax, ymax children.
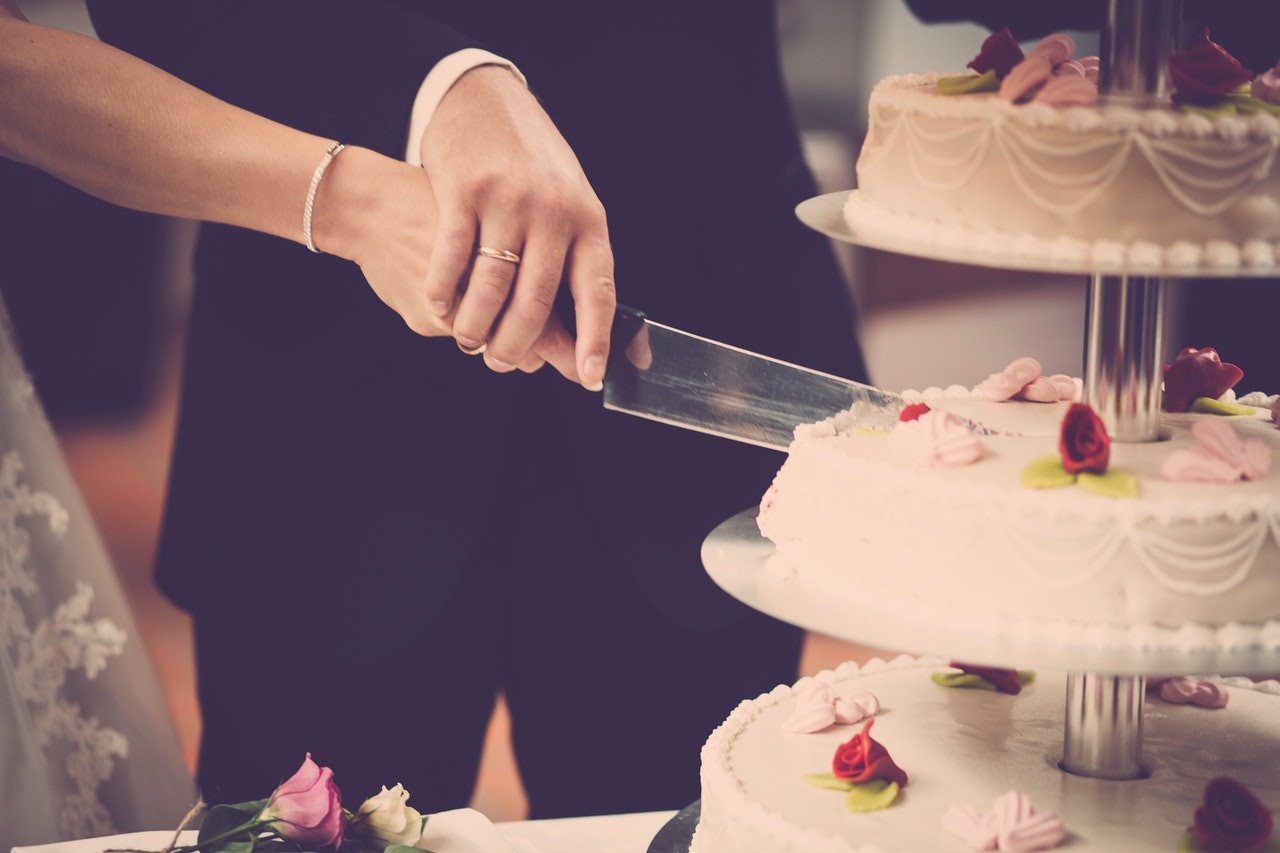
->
<box><xmin>601</xmin><ymin>306</ymin><xmax>902</xmax><ymax>452</ymax></box>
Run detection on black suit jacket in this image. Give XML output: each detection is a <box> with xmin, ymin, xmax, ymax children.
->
<box><xmin>87</xmin><ymin>1</ymin><xmax>867</xmax><ymax>655</ymax></box>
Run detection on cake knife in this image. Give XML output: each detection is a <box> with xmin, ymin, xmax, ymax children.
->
<box><xmin>600</xmin><ymin>305</ymin><xmax>904</xmax><ymax>451</ymax></box>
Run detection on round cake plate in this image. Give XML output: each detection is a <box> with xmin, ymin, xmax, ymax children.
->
<box><xmin>702</xmin><ymin>507</ymin><xmax>1280</xmax><ymax>677</ymax></box>
<box><xmin>797</xmin><ymin>190</ymin><xmax>1280</xmax><ymax>280</ymax></box>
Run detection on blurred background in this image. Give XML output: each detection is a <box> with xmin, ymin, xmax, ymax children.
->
<box><xmin>5</xmin><ymin>0</ymin><xmax>1267</xmax><ymax>825</ymax></box>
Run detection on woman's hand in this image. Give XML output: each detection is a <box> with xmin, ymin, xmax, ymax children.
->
<box><xmin>419</xmin><ymin>65</ymin><xmax>616</xmax><ymax>390</ymax></box>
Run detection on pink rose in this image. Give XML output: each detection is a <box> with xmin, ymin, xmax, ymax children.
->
<box><xmin>1253</xmin><ymin>62</ymin><xmax>1280</xmax><ymax>104</ymax></box>
<box><xmin>1192</xmin><ymin>777</ymin><xmax>1273</xmax><ymax>852</ymax></box>
<box><xmin>1168</xmin><ymin>29</ymin><xmax>1253</xmax><ymax>104</ymax></box>
<box><xmin>261</xmin><ymin>754</ymin><xmax>344</xmax><ymax>847</ymax></box>
<box><xmin>1058</xmin><ymin>403</ymin><xmax>1110</xmax><ymax>475</ymax></box>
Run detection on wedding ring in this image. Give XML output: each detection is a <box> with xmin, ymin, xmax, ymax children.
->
<box><xmin>475</xmin><ymin>246</ymin><xmax>522</xmax><ymax>264</ymax></box>
<box><xmin>457</xmin><ymin>339</ymin><xmax>487</xmax><ymax>356</ymax></box>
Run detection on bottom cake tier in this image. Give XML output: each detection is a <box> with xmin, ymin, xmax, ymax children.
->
<box><xmin>690</xmin><ymin>657</ymin><xmax>1280</xmax><ymax>853</ymax></box>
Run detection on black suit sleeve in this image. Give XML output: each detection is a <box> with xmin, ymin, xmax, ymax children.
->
<box><xmin>86</xmin><ymin>0</ymin><xmax>485</xmax><ymax>159</ymax></box>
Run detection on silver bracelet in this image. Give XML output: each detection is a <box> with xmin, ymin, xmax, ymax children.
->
<box><xmin>302</xmin><ymin>141</ymin><xmax>346</xmax><ymax>253</ymax></box>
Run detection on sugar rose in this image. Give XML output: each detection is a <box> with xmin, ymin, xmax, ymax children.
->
<box><xmin>1192</xmin><ymin>777</ymin><xmax>1273</xmax><ymax>852</ymax></box>
<box><xmin>1058</xmin><ymin>403</ymin><xmax>1110</xmax><ymax>475</ymax></box>
<box><xmin>967</xmin><ymin>27</ymin><xmax>1024</xmax><ymax>79</ymax></box>
<box><xmin>1168</xmin><ymin>29</ymin><xmax>1253</xmax><ymax>104</ymax></box>
<box><xmin>831</xmin><ymin>718</ymin><xmax>908</xmax><ymax>787</ymax></box>
<box><xmin>260</xmin><ymin>753</ymin><xmax>344</xmax><ymax>848</ymax></box>
<box><xmin>1163</xmin><ymin>347</ymin><xmax>1244</xmax><ymax>413</ymax></box>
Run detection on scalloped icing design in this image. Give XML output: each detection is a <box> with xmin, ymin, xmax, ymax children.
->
<box><xmin>689</xmin><ymin>657</ymin><xmax>1280</xmax><ymax>853</ymax></box>
<box><xmin>757</xmin><ymin>404</ymin><xmax>1280</xmax><ymax>632</ymax></box>
<box><xmin>850</xmin><ymin>74</ymin><xmax>1280</xmax><ymax>272</ymax></box>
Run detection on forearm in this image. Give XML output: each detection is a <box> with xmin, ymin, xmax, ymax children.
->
<box><xmin>0</xmin><ymin>14</ymin><xmax>341</xmax><ymax>246</ymax></box>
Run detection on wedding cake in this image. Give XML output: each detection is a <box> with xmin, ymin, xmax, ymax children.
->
<box><xmin>843</xmin><ymin>30</ymin><xmax>1280</xmax><ymax>272</ymax></box>
<box><xmin>756</xmin><ymin>354</ymin><xmax>1280</xmax><ymax>647</ymax></box>
<box><xmin>686</xmin><ymin>25</ymin><xmax>1280</xmax><ymax>853</ymax></box>
<box><xmin>688</xmin><ymin>656</ymin><xmax>1280</xmax><ymax>852</ymax></box>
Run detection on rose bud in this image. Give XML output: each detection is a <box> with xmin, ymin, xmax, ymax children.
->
<box><xmin>353</xmin><ymin>784</ymin><xmax>427</xmax><ymax>848</ymax></box>
<box><xmin>259</xmin><ymin>753</ymin><xmax>344</xmax><ymax>848</ymax></box>
<box><xmin>1192</xmin><ymin>777</ymin><xmax>1273</xmax><ymax>852</ymax></box>
<box><xmin>968</xmin><ymin>27</ymin><xmax>1025</xmax><ymax>79</ymax></box>
<box><xmin>832</xmin><ymin>718</ymin><xmax>908</xmax><ymax>787</ymax></box>
<box><xmin>1058</xmin><ymin>403</ymin><xmax>1110</xmax><ymax>475</ymax></box>
<box><xmin>1163</xmin><ymin>347</ymin><xmax>1244</xmax><ymax>413</ymax></box>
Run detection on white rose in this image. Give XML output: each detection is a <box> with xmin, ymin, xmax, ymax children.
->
<box><xmin>355</xmin><ymin>784</ymin><xmax>427</xmax><ymax>847</ymax></box>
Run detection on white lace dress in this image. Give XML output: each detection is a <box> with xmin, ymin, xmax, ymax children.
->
<box><xmin>1</xmin><ymin>296</ymin><xmax>194</xmax><ymax>851</ymax></box>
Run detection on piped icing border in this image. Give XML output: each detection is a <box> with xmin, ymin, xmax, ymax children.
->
<box><xmin>842</xmin><ymin>192</ymin><xmax>1280</xmax><ymax>274</ymax></box>
<box><xmin>764</xmin><ymin>552</ymin><xmax>1280</xmax><ymax>655</ymax></box>
<box><xmin>849</xmin><ymin>73</ymin><xmax>1280</xmax><ymax>273</ymax></box>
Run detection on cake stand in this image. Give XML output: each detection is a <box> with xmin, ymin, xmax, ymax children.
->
<box><xmin>705</xmin><ymin>0</ymin><xmax>1280</xmax><ymax>792</ymax></box>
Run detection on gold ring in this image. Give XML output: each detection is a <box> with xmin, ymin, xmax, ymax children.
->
<box><xmin>457</xmin><ymin>339</ymin><xmax>487</xmax><ymax>356</ymax></box>
<box><xmin>476</xmin><ymin>246</ymin><xmax>521</xmax><ymax>264</ymax></box>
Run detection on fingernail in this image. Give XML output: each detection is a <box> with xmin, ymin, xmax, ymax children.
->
<box><xmin>488</xmin><ymin>358</ymin><xmax>514</xmax><ymax>372</ymax></box>
<box><xmin>457</xmin><ymin>338</ymin><xmax>486</xmax><ymax>355</ymax></box>
<box><xmin>430</xmin><ymin>299</ymin><xmax>451</xmax><ymax>316</ymax></box>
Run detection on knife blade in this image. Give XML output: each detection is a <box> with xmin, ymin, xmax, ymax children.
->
<box><xmin>601</xmin><ymin>305</ymin><xmax>903</xmax><ymax>451</ymax></box>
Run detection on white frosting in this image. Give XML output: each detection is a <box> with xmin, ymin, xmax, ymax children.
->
<box><xmin>758</xmin><ymin>397</ymin><xmax>1280</xmax><ymax>631</ymax></box>
<box><xmin>690</xmin><ymin>657</ymin><xmax>1280</xmax><ymax>853</ymax></box>
<box><xmin>847</xmin><ymin>74</ymin><xmax>1280</xmax><ymax>273</ymax></box>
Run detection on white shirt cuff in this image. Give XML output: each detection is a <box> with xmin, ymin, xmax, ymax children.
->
<box><xmin>405</xmin><ymin>48</ymin><xmax>527</xmax><ymax>166</ymax></box>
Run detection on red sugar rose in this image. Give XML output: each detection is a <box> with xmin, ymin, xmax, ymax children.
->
<box><xmin>1192</xmin><ymin>777</ymin><xmax>1273</xmax><ymax>852</ymax></box>
<box><xmin>967</xmin><ymin>27</ymin><xmax>1025</xmax><ymax>79</ymax></box>
<box><xmin>1163</xmin><ymin>347</ymin><xmax>1245</xmax><ymax>413</ymax></box>
<box><xmin>1058</xmin><ymin>403</ymin><xmax>1109</xmax><ymax>475</ymax></box>
<box><xmin>1168</xmin><ymin>29</ymin><xmax>1254</xmax><ymax>105</ymax></box>
<box><xmin>899</xmin><ymin>403</ymin><xmax>931</xmax><ymax>422</ymax></box>
<box><xmin>950</xmin><ymin>661</ymin><xmax>1024</xmax><ymax>695</ymax></box>
<box><xmin>831</xmin><ymin>717</ymin><xmax>908</xmax><ymax>787</ymax></box>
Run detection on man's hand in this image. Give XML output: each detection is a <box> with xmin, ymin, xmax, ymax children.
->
<box><xmin>419</xmin><ymin>65</ymin><xmax>616</xmax><ymax>390</ymax></box>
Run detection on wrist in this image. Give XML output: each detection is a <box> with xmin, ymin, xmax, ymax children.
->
<box><xmin>309</xmin><ymin>145</ymin><xmax>387</xmax><ymax>261</ymax></box>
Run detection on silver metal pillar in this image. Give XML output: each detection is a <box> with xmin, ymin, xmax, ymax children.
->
<box><xmin>1098</xmin><ymin>0</ymin><xmax>1181</xmax><ymax>105</ymax></box>
<box><xmin>1065</xmin><ymin>0</ymin><xmax>1181</xmax><ymax>780</ymax></box>
<box><xmin>1083</xmin><ymin>275</ymin><xmax>1166</xmax><ymax>443</ymax></box>
<box><xmin>1062</xmin><ymin>673</ymin><xmax>1147</xmax><ymax>779</ymax></box>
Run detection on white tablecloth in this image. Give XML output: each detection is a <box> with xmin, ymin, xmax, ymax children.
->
<box><xmin>10</xmin><ymin>810</ymin><xmax>678</xmax><ymax>853</ymax></box>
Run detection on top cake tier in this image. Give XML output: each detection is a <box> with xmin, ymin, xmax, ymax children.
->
<box><xmin>843</xmin><ymin>73</ymin><xmax>1280</xmax><ymax>275</ymax></box>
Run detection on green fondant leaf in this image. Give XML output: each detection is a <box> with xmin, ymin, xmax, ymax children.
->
<box><xmin>1176</xmin><ymin>831</ymin><xmax>1200</xmax><ymax>853</ymax></box>
<box><xmin>1226</xmin><ymin>92</ymin><xmax>1280</xmax><ymax>115</ymax></box>
<box><xmin>803</xmin><ymin>773</ymin><xmax>854</xmax><ymax>791</ymax></box>
<box><xmin>1179</xmin><ymin>101</ymin><xmax>1239</xmax><ymax>117</ymax></box>
<box><xmin>1077</xmin><ymin>469</ymin><xmax>1139</xmax><ymax>498</ymax></box>
<box><xmin>936</xmin><ymin>70</ymin><xmax>999</xmax><ymax>95</ymax></box>
<box><xmin>1020</xmin><ymin>456</ymin><xmax>1075</xmax><ymax>489</ymax></box>
<box><xmin>931</xmin><ymin>672</ymin><xmax>997</xmax><ymax>691</ymax></box>
<box><xmin>845</xmin><ymin>780</ymin><xmax>900</xmax><ymax>813</ymax></box>
<box><xmin>1190</xmin><ymin>396</ymin><xmax>1261</xmax><ymax>417</ymax></box>
<box><xmin>1017</xmin><ymin>670</ymin><xmax>1036</xmax><ymax>686</ymax></box>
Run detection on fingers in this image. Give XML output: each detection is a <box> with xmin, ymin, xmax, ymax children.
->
<box><xmin>530</xmin><ymin>313</ymin><xmax>580</xmax><ymax>383</ymax></box>
<box><xmin>422</xmin><ymin>203</ymin><xmax>478</xmax><ymax>321</ymax></box>
<box><xmin>564</xmin><ymin>223</ymin><xmax>617</xmax><ymax>391</ymax></box>
<box><xmin>483</xmin><ymin>227</ymin><xmax>566</xmax><ymax>374</ymax></box>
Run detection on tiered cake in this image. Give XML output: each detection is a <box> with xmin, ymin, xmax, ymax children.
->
<box><xmin>689</xmin><ymin>657</ymin><xmax>1280</xmax><ymax>852</ymax></box>
<box><xmin>756</xmin><ymin>387</ymin><xmax>1280</xmax><ymax>642</ymax></box>
<box><xmin>844</xmin><ymin>31</ymin><xmax>1280</xmax><ymax>273</ymax></box>
<box><xmin>687</xmin><ymin>26</ymin><xmax>1280</xmax><ymax>853</ymax></box>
